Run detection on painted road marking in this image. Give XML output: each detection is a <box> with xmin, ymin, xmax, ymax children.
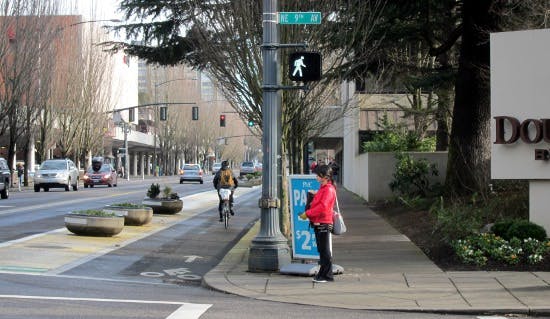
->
<box><xmin>183</xmin><ymin>255</ymin><xmax>202</xmax><ymax>263</ymax></box>
<box><xmin>141</xmin><ymin>268</ymin><xmax>202</xmax><ymax>281</ymax></box>
<box><xmin>0</xmin><ymin>191</ymin><xmax>138</xmax><ymax>216</ymax></box>
<box><xmin>0</xmin><ymin>294</ymin><xmax>211</xmax><ymax>319</ymax></box>
<box><xmin>0</xmin><ymin>228</ymin><xmax>65</xmax><ymax>248</ymax></box>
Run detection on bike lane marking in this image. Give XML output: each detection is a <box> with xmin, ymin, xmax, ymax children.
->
<box><xmin>0</xmin><ymin>294</ymin><xmax>211</xmax><ymax>319</ymax></box>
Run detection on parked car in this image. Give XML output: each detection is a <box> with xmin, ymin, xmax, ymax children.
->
<box><xmin>212</xmin><ymin>162</ymin><xmax>222</xmax><ymax>175</ymax></box>
<box><xmin>82</xmin><ymin>163</ymin><xmax>118</xmax><ymax>188</ymax></box>
<box><xmin>255</xmin><ymin>162</ymin><xmax>263</xmax><ymax>172</ymax></box>
<box><xmin>34</xmin><ymin>158</ymin><xmax>79</xmax><ymax>192</ymax></box>
<box><xmin>179</xmin><ymin>164</ymin><xmax>204</xmax><ymax>184</ymax></box>
<box><xmin>239</xmin><ymin>161</ymin><xmax>256</xmax><ymax>177</ymax></box>
<box><xmin>0</xmin><ymin>157</ymin><xmax>10</xmax><ymax>199</ymax></box>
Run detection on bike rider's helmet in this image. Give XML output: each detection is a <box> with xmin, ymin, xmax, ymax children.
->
<box><xmin>221</xmin><ymin>160</ymin><xmax>229</xmax><ymax>169</ymax></box>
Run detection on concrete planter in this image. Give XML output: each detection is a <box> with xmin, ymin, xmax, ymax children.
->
<box><xmin>238</xmin><ymin>177</ymin><xmax>262</xmax><ymax>188</ymax></box>
<box><xmin>64</xmin><ymin>214</ymin><xmax>124</xmax><ymax>237</ymax></box>
<box><xmin>103</xmin><ymin>205</ymin><xmax>153</xmax><ymax>226</ymax></box>
<box><xmin>142</xmin><ymin>198</ymin><xmax>183</xmax><ymax>215</ymax></box>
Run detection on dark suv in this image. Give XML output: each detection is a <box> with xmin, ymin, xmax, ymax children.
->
<box><xmin>0</xmin><ymin>157</ymin><xmax>10</xmax><ymax>199</ymax></box>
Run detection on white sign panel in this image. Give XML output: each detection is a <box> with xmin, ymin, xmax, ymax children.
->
<box><xmin>491</xmin><ymin>29</ymin><xmax>550</xmax><ymax>179</ymax></box>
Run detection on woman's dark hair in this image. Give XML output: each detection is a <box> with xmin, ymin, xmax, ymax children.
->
<box><xmin>316</xmin><ymin>164</ymin><xmax>333</xmax><ymax>184</ymax></box>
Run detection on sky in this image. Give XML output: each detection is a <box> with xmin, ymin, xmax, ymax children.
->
<box><xmin>68</xmin><ymin>0</ymin><xmax>123</xmax><ymax>23</ymax></box>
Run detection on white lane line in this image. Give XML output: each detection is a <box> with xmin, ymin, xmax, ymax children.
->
<box><xmin>0</xmin><ymin>191</ymin><xmax>140</xmax><ymax>216</ymax></box>
<box><xmin>0</xmin><ymin>294</ymin><xmax>211</xmax><ymax>319</ymax></box>
<box><xmin>0</xmin><ymin>228</ymin><xmax>66</xmax><ymax>248</ymax></box>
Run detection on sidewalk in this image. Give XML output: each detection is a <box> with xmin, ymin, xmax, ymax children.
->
<box><xmin>204</xmin><ymin>187</ymin><xmax>550</xmax><ymax>315</ymax></box>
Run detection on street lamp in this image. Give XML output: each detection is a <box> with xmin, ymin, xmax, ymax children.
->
<box><xmin>248</xmin><ymin>0</ymin><xmax>291</xmax><ymax>272</ymax></box>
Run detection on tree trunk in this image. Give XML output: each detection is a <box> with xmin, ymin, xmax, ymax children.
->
<box><xmin>445</xmin><ymin>0</ymin><xmax>500</xmax><ymax>198</ymax></box>
<box><xmin>435</xmin><ymin>82</ymin><xmax>452</xmax><ymax>151</ymax></box>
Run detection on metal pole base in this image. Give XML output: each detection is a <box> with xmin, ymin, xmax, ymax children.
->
<box><xmin>248</xmin><ymin>239</ymin><xmax>291</xmax><ymax>272</ymax></box>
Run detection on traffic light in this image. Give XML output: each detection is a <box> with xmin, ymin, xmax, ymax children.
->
<box><xmin>220</xmin><ymin>114</ymin><xmax>226</xmax><ymax>127</ymax></box>
<box><xmin>160</xmin><ymin>106</ymin><xmax>167</xmax><ymax>121</ymax></box>
<box><xmin>192</xmin><ymin>106</ymin><xmax>199</xmax><ymax>120</ymax></box>
<box><xmin>247</xmin><ymin>117</ymin><xmax>254</xmax><ymax>127</ymax></box>
<box><xmin>288</xmin><ymin>51</ymin><xmax>322</xmax><ymax>82</ymax></box>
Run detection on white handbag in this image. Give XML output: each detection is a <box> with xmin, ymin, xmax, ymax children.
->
<box><xmin>332</xmin><ymin>195</ymin><xmax>347</xmax><ymax>235</ymax></box>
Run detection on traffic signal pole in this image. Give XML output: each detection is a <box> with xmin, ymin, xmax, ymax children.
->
<box><xmin>248</xmin><ymin>0</ymin><xmax>291</xmax><ymax>272</ymax></box>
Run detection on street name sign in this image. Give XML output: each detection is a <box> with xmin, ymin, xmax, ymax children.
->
<box><xmin>278</xmin><ymin>12</ymin><xmax>321</xmax><ymax>25</ymax></box>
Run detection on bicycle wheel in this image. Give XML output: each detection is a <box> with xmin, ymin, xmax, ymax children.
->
<box><xmin>223</xmin><ymin>202</ymin><xmax>230</xmax><ymax>229</ymax></box>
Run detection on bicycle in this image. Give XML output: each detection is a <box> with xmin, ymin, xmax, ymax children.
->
<box><xmin>218</xmin><ymin>188</ymin><xmax>232</xmax><ymax>229</ymax></box>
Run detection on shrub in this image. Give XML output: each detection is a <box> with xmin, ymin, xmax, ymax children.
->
<box><xmin>362</xmin><ymin>114</ymin><xmax>435</xmax><ymax>153</ymax></box>
<box><xmin>70</xmin><ymin>209</ymin><xmax>117</xmax><ymax>217</ymax></box>
<box><xmin>389</xmin><ymin>153</ymin><xmax>439</xmax><ymax>197</ymax></box>
<box><xmin>452</xmin><ymin>233</ymin><xmax>550</xmax><ymax>266</ymax></box>
<box><xmin>146</xmin><ymin>183</ymin><xmax>161</xmax><ymax>199</ymax></box>
<box><xmin>505</xmin><ymin>220</ymin><xmax>547</xmax><ymax>241</ymax></box>
<box><xmin>430</xmin><ymin>197</ymin><xmax>485</xmax><ymax>243</ymax></box>
<box><xmin>162</xmin><ymin>185</ymin><xmax>172</xmax><ymax>198</ymax></box>
<box><xmin>111</xmin><ymin>202</ymin><xmax>145</xmax><ymax>208</ymax></box>
<box><xmin>492</xmin><ymin>220</ymin><xmax>517</xmax><ymax>238</ymax></box>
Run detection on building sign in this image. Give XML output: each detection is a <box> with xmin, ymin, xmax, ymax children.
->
<box><xmin>491</xmin><ymin>29</ymin><xmax>550</xmax><ymax>179</ymax></box>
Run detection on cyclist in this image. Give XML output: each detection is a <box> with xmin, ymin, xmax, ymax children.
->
<box><xmin>213</xmin><ymin>160</ymin><xmax>238</xmax><ymax>222</ymax></box>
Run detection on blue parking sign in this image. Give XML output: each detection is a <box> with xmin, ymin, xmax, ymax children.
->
<box><xmin>289</xmin><ymin>175</ymin><xmax>320</xmax><ymax>259</ymax></box>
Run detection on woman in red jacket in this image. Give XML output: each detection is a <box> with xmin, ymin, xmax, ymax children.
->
<box><xmin>299</xmin><ymin>164</ymin><xmax>336</xmax><ymax>283</ymax></box>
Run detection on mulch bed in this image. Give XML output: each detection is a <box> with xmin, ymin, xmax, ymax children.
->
<box><xmin>369</xmin><ymin>202</ymin><xmax>550</xmax><ymax>272</ymax></box>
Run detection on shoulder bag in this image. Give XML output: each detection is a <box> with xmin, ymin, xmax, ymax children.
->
<box><xmin>332</xmin><ymin>195</ymin><xmax>347</xmax><ymax>235</ymax></box>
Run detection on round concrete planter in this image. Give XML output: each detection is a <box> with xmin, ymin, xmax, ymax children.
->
<box><xmin>64</xmin><ymin>214</ymin><xmax>124</xmax><ymax>237</ymax></box>
<box><xmin>142</xmin><ymin>198</ymin><xmax>183</xmax><ymax>214</ymax></box>
<box><xmin>238</xmin><ymin>177</ymin><xmax>262</xmax><ymax>187</ymax></box>
<box><xmin>103</xmin><ymin>205</ymin><xmax>153</xmax><ymax>226</ymax></box>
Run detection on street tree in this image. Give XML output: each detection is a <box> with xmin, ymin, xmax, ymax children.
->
<box><xmin>108</xmin><ymin>0</ymin><xmax>385</xmax><ymax>236</ymax></box>
<box><xmin>0</xmin><ymin>0</ymin><xmax>61</xmax><ymax>180</ymax></box>
<box><xmin>50</xmin><ymin>19</ymin><xmax>114</xmax><ymax>165</ymax></box>
<box><xmin>318</xmin><ymin>0</ymin><xmax>548</xmax><ymax>198</ymax></box>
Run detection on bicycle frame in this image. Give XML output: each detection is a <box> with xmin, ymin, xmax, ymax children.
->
<box><xmin>218</xmin><ymin>188</ymin><xmax>231</xmax><ymax>229</ymax></box>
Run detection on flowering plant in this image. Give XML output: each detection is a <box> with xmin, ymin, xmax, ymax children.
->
<box><xmin>452</xmin><ymin>233</ymin><xmax>550</xmax><ymax>266</ymax></box>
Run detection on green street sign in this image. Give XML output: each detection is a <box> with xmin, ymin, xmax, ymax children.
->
<box><xmin>278</xmin><ymin>12</ymin><xmax>321</xmax><ymax>25</ymax></box>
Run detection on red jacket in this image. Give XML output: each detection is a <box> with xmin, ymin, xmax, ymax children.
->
<box><xmin>305</xmin><ymin>182</ymin><xmax>336</xmax><ymax>224</ymax></box>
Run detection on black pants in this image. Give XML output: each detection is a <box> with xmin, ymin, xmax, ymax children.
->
<box><xmin>217</xmin><ymin>188</ymin><xmax>234</xmax><ymax>218</ymax></box>
<box><xmin>313</xmin><ymin>224</ymin><xmax>333</xmax><ymax>280</ymax></box>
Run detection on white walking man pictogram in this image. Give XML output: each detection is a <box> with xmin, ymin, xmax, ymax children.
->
<box><xmin>292</xmin><ymin>56</ymin><xmax>306</xmax><ymax>77</ymax></box>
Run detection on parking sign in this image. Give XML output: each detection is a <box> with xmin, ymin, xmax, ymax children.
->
<box><xmin>288</xmin><ymin>175</ymin><xmax>320</xmax><ymax>259</ymax></box>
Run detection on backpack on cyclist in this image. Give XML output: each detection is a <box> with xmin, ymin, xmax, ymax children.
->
<box><xmin>219</xmin><ymin>169</ymin><xmax>235</xmax><ymax>188</ymax></box>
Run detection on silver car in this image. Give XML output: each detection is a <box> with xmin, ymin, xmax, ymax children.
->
<box><xmin>34</xmin><ymin>159</ymin><xmax>79</xmax><ymax>192</ymax></box>
<box><xmin>0</xmin><ymin>157</ymin><xmax>10</xmax><ymax>199</ymax></box>
<box><xmin>212</xmin><ymin>162</ymin><xmax>222</xmax><ymax>175</ymax></box>
<box><xmin>239</xmin><ymin>161</ymin><xmax>256</xmax><ymax>177</ymax></box>
<box><xmin>179</xmin><ymin>164</ymin><xmax>204</xmax><ymax>184</ymax></box>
